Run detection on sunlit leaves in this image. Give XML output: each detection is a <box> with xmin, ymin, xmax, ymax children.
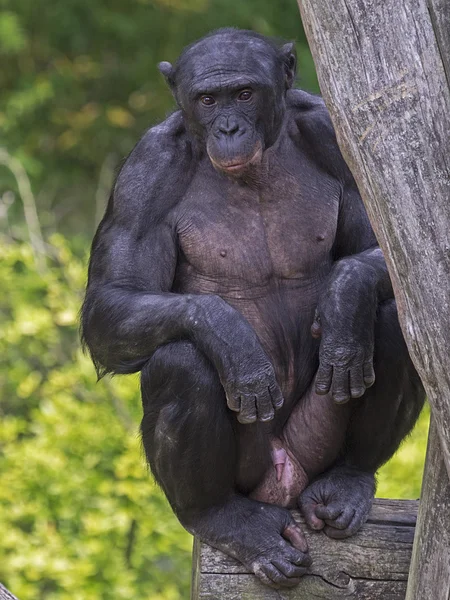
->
<box><xmin>0</xmin><ymin>12</ymin><xmax>26</xmax><ymax>54</ymax></box>
<box><xmin>0</xmin><ymin>237</ymin><xmax>191</xmax><ymax>599</ymax></box>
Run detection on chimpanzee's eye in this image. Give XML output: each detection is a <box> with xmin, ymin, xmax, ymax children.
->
<box><xmin>200</xmin><ymin>95</ymin><xmax>216</xmax><ymax>106</ymax></box>
<box><xmin>238</xmin><ymin>89</ymin><xmax>253</xmax><ymax>102</ymax></box>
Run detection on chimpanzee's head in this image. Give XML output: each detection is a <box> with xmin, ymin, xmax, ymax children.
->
<box><xmin>158</xmin><ymin>29</ymin><xmax>296</xmax><ymax>176</ymax></box>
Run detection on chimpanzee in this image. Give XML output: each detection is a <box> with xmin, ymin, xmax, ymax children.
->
<box><xmin>81</xmin><ymin>28</ymin><xmax>425</xmax><ymax>589</ymax></box>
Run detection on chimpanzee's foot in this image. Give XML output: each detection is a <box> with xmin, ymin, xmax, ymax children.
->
<box><xmin>183</xmin><ymin>495</ymin><xmax>311</xmax><ymax>589</ymax></box>
<box><xmin>250</xmin><ymin>437</ymin><xmax>309</xmax><ymax>508</ymax></box>
<box><xmin>298</xmin><ymin>465</ymin><xmax>375</xmax><ymax>539</ymax></box>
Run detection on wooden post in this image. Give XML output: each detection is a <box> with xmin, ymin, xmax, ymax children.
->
<box><xmin>296</xmin><ymin>0</ymin><xmax>450</xmax><ymax>597</ymax></box>
<box><xmin>192</xmin><ymin>499</ymin><xmax>417</xmax><ymax>599</ymax></box>
<box><xmin>405</xmin><ymin>419</ymin><xmax>450</xmax><ymax>599</ymax></box>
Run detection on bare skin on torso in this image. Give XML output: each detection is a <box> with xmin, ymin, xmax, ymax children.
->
<box><xmin>171</xmin><ymin>136</ymin><xmax>351</xmax><ymax>507</ymax></box>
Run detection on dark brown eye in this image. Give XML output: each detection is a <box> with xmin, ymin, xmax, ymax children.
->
<box><xmin>200</xmin><ymin>95</ymin><xmax>216</xmax><ymax>106</ymax></box>
<box><xmin>238</xmin><ymin>90</ymin><xmax>252</xmax><ymax>102</ymax></box>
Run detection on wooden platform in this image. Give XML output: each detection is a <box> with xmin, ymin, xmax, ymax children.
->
<box><xmin>192</xmin><ymin>499</ymin><xmax>418</xmax><ymax>599</ymax></box>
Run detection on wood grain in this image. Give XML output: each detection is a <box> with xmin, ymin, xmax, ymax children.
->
<box><xmin>295</xmin><ymin>2</ymin><xmax>450</xmax><ymax>597</ymax></box>
<box><xmin>192</xmin><ymin>499</ymin><xmax>417</xmax><ymax>599</ymax></box>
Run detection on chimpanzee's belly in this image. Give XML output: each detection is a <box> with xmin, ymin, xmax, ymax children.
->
<box><xmin>172</xmin><ymin>266</ymin><xmax>328</xmax><ymax>396</ymax></box>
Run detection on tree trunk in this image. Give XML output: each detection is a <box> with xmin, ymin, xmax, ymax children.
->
<box><xmin>296</xmin><ymin>1</ymin><xmax>450</xmax><ymax>597</ymax></box>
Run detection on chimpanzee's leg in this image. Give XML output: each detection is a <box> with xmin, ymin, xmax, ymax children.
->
<box><xmin>299</xmin><ymin>299</ymin><xmax>425</xmax><ymax>538</ymax></box>
<box><xmin>140</xmin><ymin>341</ymin><xmax>311</xmax><ymax>589</ymax></box>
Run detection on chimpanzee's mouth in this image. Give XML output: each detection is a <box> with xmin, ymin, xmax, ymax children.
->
<box><xmin>210</xmin><ymin>144</ymin><xmax>263</xmax><ymax>175</ymax></box>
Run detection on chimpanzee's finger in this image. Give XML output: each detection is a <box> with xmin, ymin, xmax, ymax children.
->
<box><xmin>226</xmin><ymin>392</ymin><xmax>240</xmax><ymax>412</ymax></box>
<box><xmin>269</xmin><ymin>382</ymin><xmax>284</xmax><ymax>410</ymax></box>
<box><xmin>315</xmin><ymin>363</ymin><xmax>332</xmax><ymax>395</ymax></box>
<box><xmin>257</xmin><ymin>390</ymin><xmax>275</xmax><ymax>422</ymax></box>
<box><xmin>349</xmin><ymin>367</ymin><xmax>366</xmax><ymax>398</ymax></box>
<box><xmin>238</xmin><ymin>394</ymin><xmax>257</xmax><ymax>424</ymax></box>
<box><xmin>363</xmin><ymin>360</ymin><xmax>376</xmax><ymax>387</ymax></box>
<box><xmin>331</xmin><ymin>368</ymin><xmax>350</xmax><ymax>404</ymax></box>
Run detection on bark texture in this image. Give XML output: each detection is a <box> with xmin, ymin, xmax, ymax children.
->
<box><xmin>405</xmin><ymin>419</ymin><xmax>450</xmax><ymax>600</ymax></box>
<box><xmin>296</xmin><ymin>1</ymin><xmax>450</xmax><ymax>598</ymax></box>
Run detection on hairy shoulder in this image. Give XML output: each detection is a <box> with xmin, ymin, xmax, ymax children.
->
<box><xmin>286</xmin><ymin>89</ymin><xmax>348</xmax><ymax>180</ymax></box>
<box><xmin>112</xmin><ymin>110</ymin><xmax>192</xmax><ymax>223</ymax></box>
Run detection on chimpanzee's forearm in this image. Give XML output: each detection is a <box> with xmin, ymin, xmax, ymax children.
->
<box><xmin>325</xmin><ymin>247</ymin><xmax>393</xmax><ymax>315</ymax></box>
<box><xmin>81</xmin><ymin>285</ymin><xmax>259</xmax><ymax>376</ymax></box>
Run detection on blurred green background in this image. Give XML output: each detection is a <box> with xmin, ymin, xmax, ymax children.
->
<box><xmin>0</xmin><ymin>0</ymin><xmax>429</xmax><ymax>598</ymax></box>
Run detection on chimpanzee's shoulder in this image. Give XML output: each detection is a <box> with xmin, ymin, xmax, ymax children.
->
<box><xmin>112</xmin><ymin>111</ymin><xmax>192</xmax><ymax>221</ymax></box>
<box><xmin>286</xmin><ymin>89</ymin><xmax>332</xmax><ymax>131</ymax></box>
<box><xmin>286</xmin><ymin>89</ymin><xmax>347</xmax><ymax>178</ymax></box>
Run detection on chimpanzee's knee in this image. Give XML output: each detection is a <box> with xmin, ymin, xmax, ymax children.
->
<box><xmin>141</xmin><ymin>341</ymin><xmax>220</xmax><ymax>411</ymax></box>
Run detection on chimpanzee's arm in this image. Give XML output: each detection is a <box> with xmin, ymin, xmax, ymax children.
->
<box><xmin>81</xmin><ymin>113</ymin><xmax>283</xmax><ymax>423</ymax></box>
<box><xmin>291</xmin><ymin>90</ymin><xmax>394</xmax><ymax>402</ymax></box>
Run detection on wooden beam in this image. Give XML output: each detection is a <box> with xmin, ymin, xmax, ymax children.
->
<box><xmin>192</xmin><ymin>499</ymin><xmax>417</xmax><ymax>599</ymax></box>
<box><xmin>296</xmin><ymin>0</ymin><xmax>450</xmax><ymax>479</ymax></box>
<box><xmin>406</xmin><ymin>420</ymin><xmax>450</xmax><ymax>599</ymax></box>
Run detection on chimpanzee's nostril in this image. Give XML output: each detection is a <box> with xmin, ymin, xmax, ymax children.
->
<box><xmin>218</xmin><ymin>120</ymin><xmax>239</xmax><ymax>136</ymax></box>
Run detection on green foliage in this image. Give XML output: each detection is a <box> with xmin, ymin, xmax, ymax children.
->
<box><xmin>377</xmin><ymin>404</ymin><xmax>429</xmax><ymax>500</ymax></box>
<box><xmin>0</xmin><ymin>236</ymin><xmax>192</xmax><ymax>599</ymax></box>
<box><xmin>0</xmin><ymin>0</ymin><xmax>318</xmax><ymax>238</ymax></box>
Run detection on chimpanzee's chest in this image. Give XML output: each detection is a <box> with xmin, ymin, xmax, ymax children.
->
<box><xmin>174</xmin><ymin>158</ymin><xmax>340</xmax><ymax>288</ymax></box>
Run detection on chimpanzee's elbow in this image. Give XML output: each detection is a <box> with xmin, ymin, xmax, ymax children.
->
<box><xmin>80</xmin><ymin>292</ymin><xmax>148</xmax><ymax>377</ymax></box>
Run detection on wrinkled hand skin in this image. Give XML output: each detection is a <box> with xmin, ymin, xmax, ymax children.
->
<box><xmin>299</xmin><ymin>466</ymin><xmax>375</xmax><ymax>539</ymax></box>
<box><xmin>221</xmin><ymin>350</ymin><xmax>284</xmax><ymax>425</ymax></box>
<box><xmin>312</xmin><ymin>293</ymin><xmax>376</xmax><ymax>404</ymax></box>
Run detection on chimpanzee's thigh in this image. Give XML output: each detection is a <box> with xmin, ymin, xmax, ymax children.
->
<box><xmin>140</xmin><ymin>341</ymin><xmax>237</xmax><ymax>512</ymax></box>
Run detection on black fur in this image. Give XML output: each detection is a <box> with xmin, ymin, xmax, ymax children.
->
<box><xmin>81</xmin><ymin>29</ymin><xmax>425</xmax><ymax>589</ymax></box>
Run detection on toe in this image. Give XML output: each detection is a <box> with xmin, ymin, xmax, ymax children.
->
<box><xmin>298</xmin><ymin>498</ymin><xmax>325</xmax><ymax>530</ymax></box>
<box><xmin>282</xmin><ymin>523</ymin><xmax>309</xmax><ymax>553</ymax></box>
<box><xmin>254</xmin><ymin>561</ymin><xmax>300</xmax><ymax>589</ymax></box>
<box><xmin>325</xmin><ymin>508</ymin><xmax>355</xmax><ymax>530</ymax></box>
<box><xmin>324</xmin><ymin>509</ymin><xmax>365</xmax><ymax>539</ymax></box>
<box><xmin>273</xmin><ymin>558</ymin><xmax>309</xmax><ymax>579</ymax></box>
<box><xmin>315</xmin><ymin>503</ymin><xmax>342</xmax><ymax>521</ymax></box>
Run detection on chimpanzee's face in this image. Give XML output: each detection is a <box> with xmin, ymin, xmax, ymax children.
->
<box><xmin>160</xmin><ymin>31</ymin><xmax>295</xmax><ymax>177</ymax></box>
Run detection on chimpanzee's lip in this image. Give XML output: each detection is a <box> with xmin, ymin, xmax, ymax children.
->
<box><xmin>211</xmin><ymin>144</ymin><xmax>263</xmax><ymax>174</ymax></box>
<box><xmin>221</xmin><ymin>161</ymin><xmax>250</xmax><ymax>173</ymax></box>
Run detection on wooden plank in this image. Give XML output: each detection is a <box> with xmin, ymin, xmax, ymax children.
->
<box><xmin>406</xmin><ymin>419</ymin><xmax>450</xmax><ymax>599</ymax></box>
<box><xmin>296</xmin><ymin>0</ymin><xmax>450</xmax><ymax>479</ymax></box>
<box><xmin>192</xmin><ymin>499</ymin><xmax>417</xmax><ymax>599</ymax></box>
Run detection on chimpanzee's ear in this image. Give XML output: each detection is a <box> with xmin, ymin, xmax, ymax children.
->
<box><xmin>280</xmin><ymin>43</ymin><xmax>297</xmax><ymax>89</ymax></box>
<box><xmin>158</xmin><ymin>61</ymin><xmax>175</xmax><ymax>89</ymax></box>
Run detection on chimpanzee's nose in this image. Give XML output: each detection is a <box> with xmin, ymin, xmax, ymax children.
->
<box><xmin>218</xmin><ymin>118</ymin><xmax>239</xmax><ymax>136</ymax></box>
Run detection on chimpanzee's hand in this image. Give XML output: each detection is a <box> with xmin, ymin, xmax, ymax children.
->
<box><xmin>191</xmin><ymin>295</ymin><xmax>284</xmax><ymax>423</ymax></box>
<box><xmin>311</xmin><ymin>307</ymin><xmax>376</xmax><ymax>404</ymax></box>
<box><xmin>221</xmin><ymin>347</ymin><xmax>284</xmax><ymax>424</ymax></box>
